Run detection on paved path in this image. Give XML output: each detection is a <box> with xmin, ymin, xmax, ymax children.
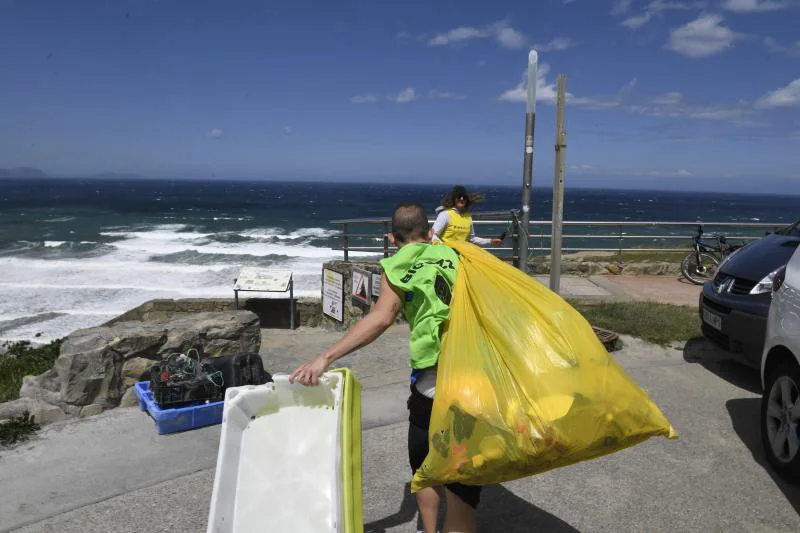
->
<box><xmin>534</xmin><ymin>274</ymin><xmax>703</xmax><ymax>307</ymax></box>
<box><xmin>2</xmin><ymin>328</ymin><xmax>799</xmax><ymax>533</ymax></box>
<box><xmin>594</xmin><ymin>274</ymin><xmax>703</xmax><ymax>307</ymax></box>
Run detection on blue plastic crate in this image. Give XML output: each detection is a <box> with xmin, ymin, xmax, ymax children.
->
<box><xmin>134</xmin><ymin>381</ymin><xmax>224</xmax><ymax>435</ymax></box>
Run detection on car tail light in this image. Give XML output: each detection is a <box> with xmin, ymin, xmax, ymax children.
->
<box><xmin>772</xmin><ymin>265</ymin><xmax>787</xmax><ymax>293</ymax></box>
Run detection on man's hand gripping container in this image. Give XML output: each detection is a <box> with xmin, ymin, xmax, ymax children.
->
<box><xmin>206</xmin><ymin>368</ymin><xmax>363</xmax><ymax>533</ymax></box>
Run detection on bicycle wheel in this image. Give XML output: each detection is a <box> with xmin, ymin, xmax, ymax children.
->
<box><xmin>681</xmin><ymin>252</ymin><xmax>719</xmax><ymax>285</ymax></box>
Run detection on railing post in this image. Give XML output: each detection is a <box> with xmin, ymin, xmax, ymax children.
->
<box><xmin>540</xmin><ymin>224</ymin><xmax>545</xmax><ymax>254</ymax></box>
<box><xmin>383</xmin><ymin>221</ymin><xmax>390</xmax><ymax>258</ymax></box>
<box><xmin>511</xmin><ymin>214</ymin><xmax>520</xmax><ymax>268</ymax></box>
<box><xmin>617</xmin><ymin>225</ymin><xmax>623</xmax><ymax>259</ymax></box>
<box><xmin>342</xmin><ymin>223</ymin><xmax>349</xmax><ymax>262</ymax></box>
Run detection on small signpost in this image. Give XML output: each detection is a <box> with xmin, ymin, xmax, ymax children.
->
<box><xmin>371</xmin><ymin>273</ymin><xmax>381</xmax><ymax>299</ymax></box>
<box><xmin>233</xmin><ymin>268</ymin><xmax>295</xmax><ymax>329</ymax></box>
<box><xmin>352</xmin><ymin>268</ymin><xmax>371</xmax><ymax>306</ymax></box>
<box><xmin>322</xmin><ymin>268</ymin><xmax>344</xmax><ymax>322</ymax></box>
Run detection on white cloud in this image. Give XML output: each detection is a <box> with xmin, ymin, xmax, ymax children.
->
<box><xmin>429</xmin><ymin>90</ymin><xmax>466</xmax><ymax>100</ymax></box>
<box><xmin>620</xmin><ymin>77</ymin><xmax>639</xmax><ymax>94</ymax></box>
<box><xmin>611</xmin><ymin>0</ymin><xmax>634</xmax><ymax>15</ymax></box>
<box><xmin>627</xmin><ymin>97</ymin><xmax>756</xmax><ymax>122</ymax></box>
<box><xmin>349</xmin><ymin>95</ymin><xmax>377</xmax><ymax>104</ymax></box>
<box><xmin>427</xmin><ymin>21</ymin><xmax>527</xmax><ymax>49</ymax></box>
<box><xmin>497</xmin><ymin>61</ymin><xmax>775</xmax><ymax>127</ymax></box>
<box><xmin>428</xmin><ymin>26</ymin><xmax>485</xmax><ymax>46</ymax></box>
<box><xmin>620</xmin><ymin>1</ymin><xmax>705</xmax><ymax>29</ymax></box>
<box><xmin>755</xmin><ymin>78</ymin><xmax>800</xmax><ymax>108</ymax></box>
<box><xmin>646</xmin><ymin>169</ymin><xmax>694</xmax><ymax>177</ymax></box>
<box><xmin>500</xmin><ymin>70</ymin><xmax>759</xmax><ymax>125</ymax></box>
<box><xmin>498</xmin><ymin>63</ymin><xmax>557</xmax><ymax>104</ymax></box>
<box><xmin>535</xmin><ymin>37</ymin><xmax>575</xmax><ymax>51</ymax></box>
<box><xmin>722</xmin><ymin>0</ymin><xmax>796</xmax><ymax>12</ymax></box>
<box><xmin>622</xmin><ymin>13</ymin><xmax>656</xmax><ymax>28</ymax></box>
<box><xmin>388</xmin><ymin>87</ymin><xmax>417</xmax><ymax>103</ymax></box>
<box><xmin>764</xmin><ymin>36</ymin><xmax>800</xmax><ymax>56</ymax></box>
<box><xmin>206</xmin><ymin>128</ymin><xmax>222</xmax><ymax>139</ymax></box>
<box><xmin>496</xmin><ymin>26</ymin><xmax>526</xmax><ymax>48</ymax></box>
<box><xmin>570</xmin><ymin>164</ymin><xmax>597</xmax><ymax>172</ymax></box>
<box><xmin>282</xmin><ymin>126</ymin><xmax>293</xmax><ymax>136</ymax></box>
<box><xmin>498</xmin><ymin>63</ymin><xmax>623</xmax><ymax>108</ymax></box>
<box><xmin>650</xmin><ymin>91</ymin><xmax>684</xmax><ymax>105</ymax></box>
<box><xmin>665</xmin><ymin>14</ymin><xmax>740</xmax><ymax>57</ymax></box>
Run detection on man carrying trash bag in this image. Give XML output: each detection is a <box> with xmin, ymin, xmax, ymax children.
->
<box><xmin>290</xmin><ymin>202</ymin><xmax>678</xmax><ymax>533</ymax></box>
<box><xmin>290</xmin><ymin>202</ymin><xmax>479</xmax><ymax>533</ymax></box>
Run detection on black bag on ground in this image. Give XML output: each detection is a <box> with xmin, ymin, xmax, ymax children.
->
<box><xmin>149</xmin><ymin>359</ymin><xmax>225</xmax><ymax>409</ymax></box>
<box><xmin>207</xmin><ymin>352</ymin><xmax>272</xmax><ymax>390</ymax></box>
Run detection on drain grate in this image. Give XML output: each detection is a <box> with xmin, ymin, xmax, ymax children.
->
<box><xmin>593</xmin><ymin>326</ymin><xmax>621</xmax><ymax>352</ymax></box>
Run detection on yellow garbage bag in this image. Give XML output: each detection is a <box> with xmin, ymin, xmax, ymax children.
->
<box><xmin>410</xmin><ymin>241</ymin><xmax>678</xmax><ymax>492</ymax></box>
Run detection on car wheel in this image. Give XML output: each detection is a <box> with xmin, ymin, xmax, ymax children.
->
<box><xmin>761</xmin><ymin>360</ymin><xmax>800</xmax><ymax>482</ymax></box>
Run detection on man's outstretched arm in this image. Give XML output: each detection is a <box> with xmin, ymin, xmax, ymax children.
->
<box><xmin>289</xmin><ymin>274</ymin><xmax>403</xmax><ymax>385</ymax></box>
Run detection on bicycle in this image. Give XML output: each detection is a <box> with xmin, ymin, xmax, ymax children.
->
<box><xmin>681</xmin><ymin>225</ymin><xmax>742</xmax><ymax>285</ymax></box>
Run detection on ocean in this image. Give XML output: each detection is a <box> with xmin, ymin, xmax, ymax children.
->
<box><xmin>1</xmin><ymin>178</ymin><xmax>798</xmax><ymax>344</ymax></box>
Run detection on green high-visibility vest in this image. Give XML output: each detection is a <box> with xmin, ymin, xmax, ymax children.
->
<box><xmin>380</xmin><ymin>242</ymin><xmax>460</xmax><ymax>369</ymax></box>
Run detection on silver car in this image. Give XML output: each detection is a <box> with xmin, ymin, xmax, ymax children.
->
<box><xmin>760</xmin><ymin>245</ymin><xmax>800</xmax><ymax>482</ymax></box>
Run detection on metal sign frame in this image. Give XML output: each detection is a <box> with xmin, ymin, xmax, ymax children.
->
<box><xmin>233</xmin><ymin>268</ymin><xmax>295</xmax><ymax>329</ymax></box>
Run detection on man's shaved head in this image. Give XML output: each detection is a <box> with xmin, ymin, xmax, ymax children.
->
<box><xmin>391</xmin><ymin>203</ymin><xmax>429</xmax><ymax>245</ymax></box>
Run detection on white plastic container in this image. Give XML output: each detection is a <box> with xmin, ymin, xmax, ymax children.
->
<box><xmin>206</xmin><ymin>373</ymin><xmax>346</xmax><ymax>533</ymax></box>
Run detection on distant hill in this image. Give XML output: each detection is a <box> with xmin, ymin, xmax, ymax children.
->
<box><xmin>0</xmin><ymin>167</ymin><xmax>48</xmax><ymax>178</ymax></box>
<box><xmin>0</xmin><ymin>169</ymin><xmax>150</xmax><ymax>180</ymax></box>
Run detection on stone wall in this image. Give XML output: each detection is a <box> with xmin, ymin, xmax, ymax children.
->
<box><xmin>319</xmin><ymin>260</ymin><xmax>392</xmax><ymax>331</ymax></box>
<box><xmin>314</xmin><ymin>257</ymin><xmax>682</xmax><ymax>331</ymax></box>
<box><xmin>106</xmin><ymin>297</ymin><xmax>323</xmax><ymax>329</ymax></box>
<box><xmin>526</xmin><ymin>259</ymin><xmax>682</xmax><ymax>277</ymax></box>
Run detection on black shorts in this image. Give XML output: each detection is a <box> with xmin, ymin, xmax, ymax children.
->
<box><xmin>407</xmin><ymin>384</ymin><xmax>482</xmax><ymax>509</ymax></box>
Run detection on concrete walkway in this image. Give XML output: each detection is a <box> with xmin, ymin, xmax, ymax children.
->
<box><xmin>536</xmin><ymin>274</ymin><xmax>703</xmax><ymax>307</ymax></box>
<box><xmin>3</xmin><ymin>327</ymin><xmax>800</xmax><ymax>532</ymax></box>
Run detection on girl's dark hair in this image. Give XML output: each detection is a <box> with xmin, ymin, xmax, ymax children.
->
<box><xmin>441</xmin><ymin>185</ymin><xmax>484</xmax><ymax>210</ymax></box>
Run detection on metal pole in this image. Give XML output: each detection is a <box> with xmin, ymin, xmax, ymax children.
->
<box><xmin>549</xmin><ymin>75</ymin><xmax>567</xmax><ymax>293</ymax></box>
<box><xmin>289</xmin><ymin>278</ymin><xmax>295</xmax><ymax>330</ymax></box>
<box><xmin>342</xmin><ymin>223</ymin><xmax>349</xmax><ymax>262</ymax></box>
<box><xmin>519</xmin><ymin>50</ymin><xmax>538</xmax><ymax>274</ymax></box>
<box><xmin>383</xmin><ymin>221</ymin><xmax>390</xmax><ymax>257</ymax></box>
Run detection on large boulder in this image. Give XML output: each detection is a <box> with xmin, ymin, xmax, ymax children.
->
<box><xmin>0</xmin><ymin>398</ymin><xmax>66</xmax><ymax>425</ymax></box>
<box><xmin>17</xmin><ymin>311</ymin><xmax>260</xmax><ymax>422</ymax></box>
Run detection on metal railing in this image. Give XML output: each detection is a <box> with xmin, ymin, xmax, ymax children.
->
<box><xmin>330</xmin><ymin>212</ymin><xmax>788</xmax><ymax>266</ymax></box>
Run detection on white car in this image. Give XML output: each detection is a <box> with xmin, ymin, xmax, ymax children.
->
<box><xmin>760</xmin><ymin>245</ymin><xmax>800</xmax><ymax>482</ymax></box>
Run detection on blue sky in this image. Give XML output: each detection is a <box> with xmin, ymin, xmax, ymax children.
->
<box><xmin>1</xmin><ymin>0</ymin><xmax>798</xmax><ymax>191</ymax></box>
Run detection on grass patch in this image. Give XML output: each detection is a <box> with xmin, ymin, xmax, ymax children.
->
<box><xmin>0</xmin><ymin>412</ymin><xmax>40</xmax><ymax>447</ymax></box>
<box><xmin>569</xmin><ymin>300</ymin><xmax>700</xmax><ymax>346</ymax></box>
<box><xmin>0</xmin><ymin>339</ymin><xmax>63</xmax><ymax>403</ymax></box>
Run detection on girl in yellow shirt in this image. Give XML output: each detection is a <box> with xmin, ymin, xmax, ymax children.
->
<box><xmin>432</xmin><ymin>185</ymin><xmax>503</xmax><ymax>246</ymax></box>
